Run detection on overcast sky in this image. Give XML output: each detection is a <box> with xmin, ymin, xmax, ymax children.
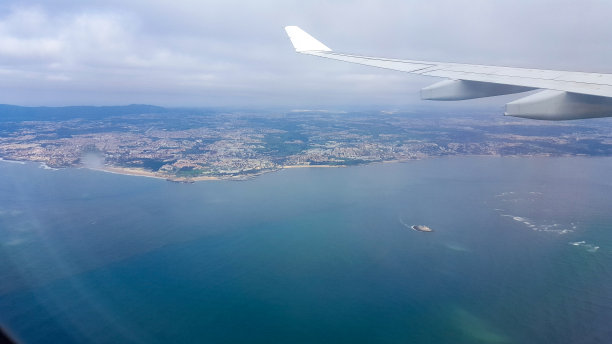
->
<box><xmin>1</xmin><ymin>0</ymin><xmax>611</xmax><ymax>108</ymax></box>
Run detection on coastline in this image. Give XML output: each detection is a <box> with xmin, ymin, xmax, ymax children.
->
<box><xmin>0</xmin><ymin>158</ymin><xmax>26</xmax><ymax>165</ymax></box>
<box><xmin>96</xmin><ymin>164</ymin><xmax>343</xmax><ymax>182</ymax></box>
<box><xmin>2</xmin><ymin>156</ymin><xmax>608</xmax><ymax>183</ymax></box>
<box><xmin>282</xmin><ymin>164</ymin><xmax>341</xmax><ymax>169</ymax></box>
<box><xmin>93</xmin><ymin>166</ymin><xmax>223</xmax><ymax>182</ymax></box>
<box><xmin>94</xmin><ymin>166</ymin><xmax>176</xmax><ymax>180</ymax></box>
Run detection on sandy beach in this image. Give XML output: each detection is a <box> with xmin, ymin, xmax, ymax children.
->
<box><xmin>283</xmin><ymin>164</ymin><xmax>340</xmax><ymax>169</ymax></box>
<box><xmin>93</xmin><ymin>166</ymin><xmax>221</xmax><ymax>182</ymax></box>
<box><xmin>81</xmin><ymin>163</ymin><xmax>346</xmax><ymax>182</ymax></box>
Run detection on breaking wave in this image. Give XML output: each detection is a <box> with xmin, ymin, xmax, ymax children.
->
<box><xmin>499</xmin><ymin>214</ymin><xmax>574</xmax><ymax>234</ymax></box>
<box><xmin>569</xmin><ymin>241</ymin><xmax>600</xmax><ymax>253</ymax></box>
<box><xmin>494</xmin><ymin>191</ymin><xmax>576</xmax><ymax>235</ymax></box>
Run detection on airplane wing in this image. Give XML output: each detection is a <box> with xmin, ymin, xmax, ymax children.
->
<box><xmin>285</xmin><ymin>26</ymin><xmax>612</xmax><ymax>120</ymax></box>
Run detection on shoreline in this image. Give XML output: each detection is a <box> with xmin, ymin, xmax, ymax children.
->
<box><xmin>93</xmin><ymin>166</ymin><xmax>223</xmax><ymax>182</ymax></box>
<box><xmin>97</xmin><ymin>164</ymin><xmax>344</xmax><ymax>182</ymax></box>
<box><xmin>0</xmin><ymin>158</ymin><xmax>26</xmax><ymax>165</ymax></box>
<box><xmin>1</xmin><ymin>156</ymin><xmax>610</xmax><ymax>182</ymax></box>
<box><xmin>282</xmin><ymin>164</ymin><xmax>341</xmax><ymax>169</ymax></box>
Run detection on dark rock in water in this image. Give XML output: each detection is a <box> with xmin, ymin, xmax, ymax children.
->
<box><xmin>411</xmin><ymin>225</ymin><xmax>433</xmax><ymax>232</ymax></box>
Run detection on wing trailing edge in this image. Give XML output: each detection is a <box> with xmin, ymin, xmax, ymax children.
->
<box><xmin>284</xmin><ymin>26</ymin><xmax>612</xmax><ymax>120</ymax></box>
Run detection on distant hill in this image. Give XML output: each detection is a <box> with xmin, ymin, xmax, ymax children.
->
<box><xmin>0</xmin><ymin>104</ymin><xmax>168</xmax><ymax>121</ymax></box>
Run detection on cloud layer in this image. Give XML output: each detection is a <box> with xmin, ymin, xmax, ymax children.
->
<box><xmin>0</xmin><ymin>1</ymin><xmax>611</xmax><ymax>107</ymax></box>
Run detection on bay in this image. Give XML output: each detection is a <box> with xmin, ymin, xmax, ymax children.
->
<box><xmin>0</xmin><ymin>157</ymin><xmax>611</xmax><ymax>343</ymax></box>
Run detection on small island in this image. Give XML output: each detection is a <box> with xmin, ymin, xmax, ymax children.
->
<box><xmin>411</xmin><ymin>225</ymin><xmax>433</xmax><ymax>232</ymax></box>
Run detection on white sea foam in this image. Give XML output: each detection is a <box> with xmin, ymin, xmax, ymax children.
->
<box><xmin>39</xmin><ymin>163</ymin><xmax>58</xmax><ymax>170</ymax></box>
<box><xmin>398</xmin><ymin>216</ymin><xmax>411</xmax><ymax>229</ymax></box>
<box><xmin>569</xmin><ymin>241</ymin><xmax>600</xmax><ymax>252</ymax></box>
<box><xmin>0</xmin><ymin>158</ymin><xmax>25</xmax><ymax>164</ymax></box>
<box><xmin>495</xmin><ymin>191</ymin><xmax>515</xmax><ymax>197</ymax></box>
<box><xmin>495</xmin><ymin>190</ymin><xmax>544</xmax><ymax>206</ymax></box>
<box><xmin>586</xmin><ymin>245</ymin><xmax>600</xmax><ymax>252</ymax></box>
<box><xmin>496</xmin><ymin>192</ymin><xmax>576</xmax><ymax>234</ymax></box>
<box><xmin>501</xmin><ymin>214</ymin><xmax>573</xmax><ymax>234</ymax></box>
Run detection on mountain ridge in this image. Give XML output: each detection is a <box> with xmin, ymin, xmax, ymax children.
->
<box><xmin>0</xmin><ymin>104</ymin><xmax>168</xmax><ymax>121</ymax></box>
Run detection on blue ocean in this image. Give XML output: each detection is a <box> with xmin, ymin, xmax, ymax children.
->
<box><xmin>1</xmin><ymin>157</ymin><xmax>611</xmax><ymax>343</ymax></box>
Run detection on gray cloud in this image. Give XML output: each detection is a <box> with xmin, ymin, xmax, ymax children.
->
<box><xmin>0</xmin><ymin>0</ymin><xmax>611</xmax><ymax>108</ymax></box>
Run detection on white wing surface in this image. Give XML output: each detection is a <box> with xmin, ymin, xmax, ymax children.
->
<box><xmin>284</xmin><ymin>26</ymin><xmax>612</xmax><ymax>120</ymax></box>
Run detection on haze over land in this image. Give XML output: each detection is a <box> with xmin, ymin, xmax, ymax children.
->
<box><xmin>1</xmin><ymin>105</ymin><xmax>611</xmax><ymax>181</ymax></box>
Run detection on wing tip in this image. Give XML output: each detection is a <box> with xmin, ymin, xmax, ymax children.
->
<box><xmin>284</xmin><ymin>26</ymin><xmax>332</xmax><ymax>52</ymax></box>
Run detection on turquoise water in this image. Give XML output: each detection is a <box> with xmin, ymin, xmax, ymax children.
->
<box><xmin>0</xmin><ymin>157</ymin><xmax>611</xmax><ymax>343</ymax></box>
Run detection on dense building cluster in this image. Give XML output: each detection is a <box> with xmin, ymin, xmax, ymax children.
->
<box><xmin>1</xmin><ymin>110</ymin><xmax>611</xmax><ymax>180</ymax></box>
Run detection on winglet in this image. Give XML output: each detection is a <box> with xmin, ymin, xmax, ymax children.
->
<box><xmin>284</xmin><ymin>26</ymin><xmax>332</xmax><ymax>52</ymax></box>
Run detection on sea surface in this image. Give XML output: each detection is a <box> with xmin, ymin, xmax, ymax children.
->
<box><xmin>0</xmin><ymin>157</ymin><xmax>611</xmax><ymax>344</ymax></box>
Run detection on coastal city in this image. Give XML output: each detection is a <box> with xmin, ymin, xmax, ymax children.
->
<box><xmin>1</xmin><ymin>106</ymin><xmax>611</xmax><ymax>181</ymax></box>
